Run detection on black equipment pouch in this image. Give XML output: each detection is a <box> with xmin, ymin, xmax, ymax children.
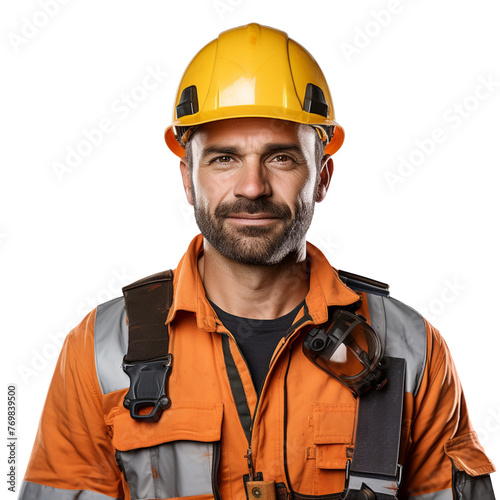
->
<box><xmin>121</xmin><ymin>270</ymin><xmax>174</xmax><ymax>422</ymax></box>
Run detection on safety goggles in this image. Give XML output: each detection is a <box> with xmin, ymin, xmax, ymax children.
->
<box><xmin>302</xmin><ymin>309</ymin><xmax>386</xmax><ymax>396</ymax></box>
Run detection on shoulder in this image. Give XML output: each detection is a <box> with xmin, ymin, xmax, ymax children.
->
<box><xmin>54</xmin><ymin>298</ymin><xmax>129</xmax><ymax>397</ymax></box>
<box><xmin>365</xmin><ymin>291</ymin><xmax>452</xmax><ymax>401</ymax></box>
<box><xmin>94</xmin><ymin>296</ymin><xmax>129</xmax><ymax>395</ymax></box>
<box><xmin>94</xmin><ymin>295</ymin><xmax>127</xmax><ymax>340</ymax></box>
<box><xmin>339</xmin><ymin>270</ymin><xmax>433</xmax><ymax>396</ymax></box>
<box><xmin>365</xmin><ymin>293</ymin><xmax>428</xmax><ymax>394</ymax></box>
<box><xmin>92</xmin><ymin>269</ymin><xmax>175</xmax><ymax>396</ymax></box>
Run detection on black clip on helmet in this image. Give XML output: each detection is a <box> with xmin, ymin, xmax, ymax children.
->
<box><xmin>303</xmin><ymin>310</ymin><xmax>386</xmax><ymax>396</ymax></box>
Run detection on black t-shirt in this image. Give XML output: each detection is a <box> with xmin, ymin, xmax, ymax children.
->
<box><xmin>209</xmin><ymin>300</ymin><xmax>304</xmax><ymax>395</ymax></box>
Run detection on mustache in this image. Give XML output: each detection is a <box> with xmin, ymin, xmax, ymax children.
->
<box><xmin>214</xmin><ymin>198</ymin><xmax>292</xmax><ymax>219</ymax></box>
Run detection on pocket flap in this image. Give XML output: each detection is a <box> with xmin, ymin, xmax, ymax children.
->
<box><xmin>313</xmin><ymin>402</ymin><xmax>356</xmax><ymax>445</ymax></box>
<box><xmin>112</xmin><ymin>402</ymin><xmax>223</xmax><ymax>451</ymax></box>
<box><xmin>445</xmin><ymin>431</ymin><xmax>496</xmax><ymax>477</ymax></box>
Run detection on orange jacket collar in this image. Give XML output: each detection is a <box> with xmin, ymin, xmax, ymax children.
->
<box><xmin>167</xmin><ymin>234</ymin><xmax>360</xmax><ymax>331</ymax></box>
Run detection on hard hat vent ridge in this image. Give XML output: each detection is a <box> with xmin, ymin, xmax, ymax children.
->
<box><xmin>176</xmin><ymin>85</ymin><xmax>199</xmax><ymax>119</ymax></box>
<box><xmin>303</xmin><ymin>83</ymin><xmax>328</xmax><ymax>118</ymax></box>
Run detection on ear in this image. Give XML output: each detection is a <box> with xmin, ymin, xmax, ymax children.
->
<box><xmin>179</xmin><ymin>158</ymin><xmax>194</xmax><ymax>206</ymax></box>
<box><xmin>316</xmin><ymin>155</ymin><xmax>334</xmax><ymax>202</ymax></box>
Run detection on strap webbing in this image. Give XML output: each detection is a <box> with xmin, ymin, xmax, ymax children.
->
<box><xmin>221</xmin><ymin>335</ymin><xmax>252</xmax><ymax>446</ymax></box>
<box><xmin>122</xmin><ymin>270</ymin><xmax>173</xmax><ymax>363</ymax></box>
<box><xmin>350</xmin><ymin>356</ymin><xmax>406</xmax><ymax>478</ymax></box>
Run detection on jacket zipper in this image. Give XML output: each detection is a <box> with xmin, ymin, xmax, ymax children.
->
<box><xmin>222</xmin><ymin>308</ymin><xmax>314</xmax><ymax>483</ymax></box>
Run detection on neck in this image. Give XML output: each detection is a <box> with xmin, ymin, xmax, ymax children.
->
<box><xmin>198</xmin><ymin>239</ymin><xmax>310</xmax><ymax>319</ymax></box>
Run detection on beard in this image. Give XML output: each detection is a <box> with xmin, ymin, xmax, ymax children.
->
<box><xmin>193</xmin><ymin>196</ymin><xmax>315</xmax><ymax>265</ymax></box>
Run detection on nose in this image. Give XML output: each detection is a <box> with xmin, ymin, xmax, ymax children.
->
<box><xmin>233</xmin><ymin>159</ymin><xmax>272</xmax><ymax>200</ymax></box>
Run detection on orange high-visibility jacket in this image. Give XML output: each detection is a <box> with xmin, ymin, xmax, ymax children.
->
<box><xmin>20</xmin><ymin>235</ymin><xmax>495</xmax><ymax>499</ymax></box>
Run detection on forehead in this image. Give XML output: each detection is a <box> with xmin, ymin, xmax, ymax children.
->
<box><xmin>190</xmin><ymin>117</ymin><xmax>316</xmax><ymax>152</ymax></box>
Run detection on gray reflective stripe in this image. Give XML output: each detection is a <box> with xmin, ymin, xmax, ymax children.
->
<box><xmin>367</xmin><ymin>294</ymin><xmax>427</xmax><ymax>395</ymax></box>
<box><xmin>410</xmin><ymin>489</ymin><xmax>452</xmax><ymax>499</ymax></box>
<box><xmin>94</xmin><ymin>297</ymin><xmax>129</xmax><ymax>395</ymax></box>
<box><xmin>18</xmin><ymin>481</ymin><xmax>122</xmax><ymax>500</ymax></box>
<box><xmin>118</xmin><ymin>441</ymin><xmax>215</xmax><ymax>499</ymax></box>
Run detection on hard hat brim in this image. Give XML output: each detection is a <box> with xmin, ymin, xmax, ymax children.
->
<box><xmin>164</xmin><ymin>118</ymin><xmax>344</xmax><ymax>158</ymax></box>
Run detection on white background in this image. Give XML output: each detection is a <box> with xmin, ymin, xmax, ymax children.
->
<box><xmin>2</xmin><ymin>0</ymin><xmax>499</xmax><ymax>495</ymax></box>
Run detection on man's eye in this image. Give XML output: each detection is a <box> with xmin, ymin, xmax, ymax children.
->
<box><xmin>213</xmin><ymin>156</ymin><xmax>233</xmax><ymax>163</ymax></box>
<box><xmin>273</xmin><ymin>154</ymin><xmax>291</xmax><ymax>163</ymax></box>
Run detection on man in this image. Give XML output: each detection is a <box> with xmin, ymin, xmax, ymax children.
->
<box><xmin>20</xmin><ymin>23</ymin><xmax>495</xmax><ymax>500</ymax></box>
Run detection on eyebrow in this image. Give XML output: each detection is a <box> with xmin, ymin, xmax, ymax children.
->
<box><xmin>200</xmin><ymin>143</ymin><xmax>305</xmax><ymax>158</ymax></box>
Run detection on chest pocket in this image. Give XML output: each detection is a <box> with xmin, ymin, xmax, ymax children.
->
<box><xmin>112</xmin><ymin>402</ymin><xmax>223</xmax><ymax>500</ymax></box>
<box><xmin>313</xmin><ymin>403</ymin><xmax>356</xmax><ymax>470</ymax></box>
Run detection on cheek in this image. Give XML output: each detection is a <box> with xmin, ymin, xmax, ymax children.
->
<box><xmin>192</xmin><ymin>176</ymin><xmax>228</xmax><ymax>211</ymax></box>
<box><xmin>192</xmin><ymin>184</ymin><xmax>208</xmax><ymax>210</ymax></box>
<box><xmin>286</xmin><ymin>174</ymin><xmax>317</xmax><ymax>206</ymax></box>
<box><xmin>303</xmin><ymin>176</ymin><xmax>319</xmax><ymax>198</ymax></box>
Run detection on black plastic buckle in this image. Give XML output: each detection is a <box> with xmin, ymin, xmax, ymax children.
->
<box><xmin>122</xmin><ymin>355</ymin><xmax>173</xmax><ymax>422</ymax></box>
<box><xmin>342</xmin><ymin>459</ymin><xmax>402</xmax><ymax>499</ymax></box>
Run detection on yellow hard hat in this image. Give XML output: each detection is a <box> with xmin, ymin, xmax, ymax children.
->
<box><xmin>165</xmin><ymin>23</ymin><xmax>344</xmax><ymax>157</ymax></box>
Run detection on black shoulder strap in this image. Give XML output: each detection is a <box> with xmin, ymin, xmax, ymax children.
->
<box><xmin>343</xmin><ymin>357</ymin><xmax>405</xmax><ymax>499</ymax></box>
<box><xmin>122</xmin><ymin>269</ymin><xmax>173</xmax><ymax>362</ymax></box>
<box><xmin>336</xmin><ymin>271</ymin><xmax>404</xmax><ymax>498</ymax></box>
<box><xmin>338</xmin><ymin>269</ymin><xmax>390</xmax><ymax>297</ymax></box>
<box><xmin>121</xmin><ymin>270</ymin><xmax>174</xmax><ymax>422</ymax></box>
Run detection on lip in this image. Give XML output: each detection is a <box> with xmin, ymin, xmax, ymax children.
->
<box><xmin>227</xmin><ymin>213</ymin><xmax>280</xmax><ymax>226</ymax></box>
